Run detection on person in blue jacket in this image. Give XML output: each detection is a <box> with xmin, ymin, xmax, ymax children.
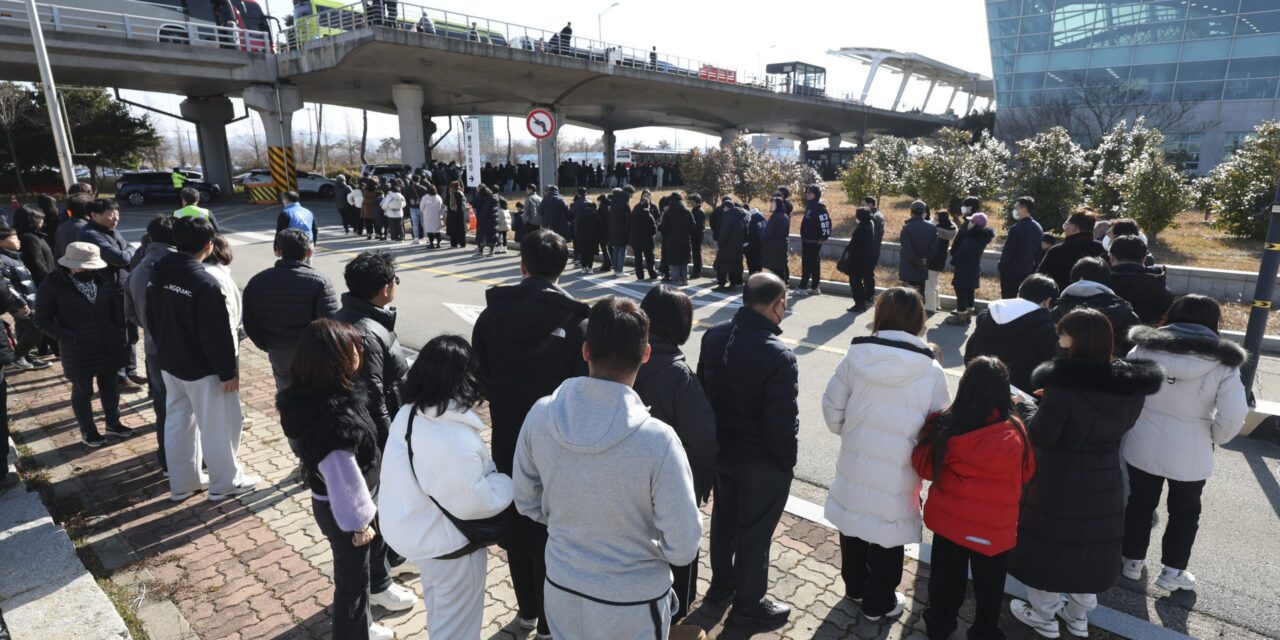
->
<box><xmin>276</xmin><ymin>191</ymin><xmax>317</xmax><ymax>245</ymax></box>
<box><xmin>997</xmin><ymin>196</ymin><xmax>1043</xmax><ymax>299</ymax></box>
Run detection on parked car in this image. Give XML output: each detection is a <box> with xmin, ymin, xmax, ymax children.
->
<box><xmin>234</xmin><ymin>169</ymin><xmax>336</xmax><ymax>197</ymax></box>
<box><xmin>361</xmin><ymin>163</ymin><xmax>412</xmax><ymax>180</ymax></box>
<box><xmin>115</xmin><ymin>171</ymin><xmax>220</xmax><ymax>207</ymax></box>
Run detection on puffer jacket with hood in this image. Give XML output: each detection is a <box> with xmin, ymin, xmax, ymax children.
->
<box><xmin>1110</xmin><ymin>263</ymin><xmax>1175</xmax><ymax>325</ymax></box>
<box><xmin>379</xmin><ymin>402</ymin><xmax>513</xmax><ymax>562</ymax></box>
<box><xmin>1053</xmin><ymin>280</ymin><xmax>1141</xmax><ymax>356</ymax></box>
<box><xmin>539</xmin><ymin>187</ymin><xmax>571</xmax><ymax>238</ymax></box>
<box><xmin>1122</xmin><ymin>324</ymin><xmax>1249</xmax><ymax>482</ymax></box>
<box><xmin>964</xmin><ymin>298</ymin><xmax>1058</xmax><ymax>393</ymax></box>
<box><xmin>608</xmin><ymin>189</ymin><xmax>632</xmax><ymax>246</ymax></box>
<box><xmin>512</xmin><ymin>377</ymin><xmax>703</xmax><ymax>603</ymax></box>
<box><xmin>634</xmin><ymin>336</ymin><xmax>718</xmax><ymax>501</ymax></box>
<box><xmin>822</xmin><ymin>331</ymin><xmax>952</xmax><ymax>547</ymax></box>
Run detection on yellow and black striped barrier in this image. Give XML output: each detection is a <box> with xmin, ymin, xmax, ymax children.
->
<box><xmin>268</xmin><ymin>145</ymin><xmax>297</xmax><ymax>193</ymax></box>
<box><xmin>247</xmin><ymin>185</ymin><xmax>277</xmax><ymax>204</ymax></box>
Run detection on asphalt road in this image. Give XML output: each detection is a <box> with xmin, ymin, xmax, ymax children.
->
<box><xmin>115</xmin><ymin>199</ymin><xmax>1280</xmax><ymax>639</ymax></box>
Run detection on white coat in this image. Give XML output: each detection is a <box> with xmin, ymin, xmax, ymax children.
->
<box><xmin>1122</xmin><ymin>324</ymin><xmax>1249</xmax><ymax>482</ymax></box>
<box><xmin>202</xmin><ymin>262</ymin><xmax>241</xmax><ymax>356</ymax></box>
<box><xmin>378</xmin><ymin>403</ymin><xmax>513</xmax><ymax>562</ymax></box>
<box><xmin>821</xmin><ymin>330</ymin><xmax>951</xmax><ymax>548</ymax></box>
<box><xmin>347</xmin><ymin>189</ymin><xmax>363</xmax><ymax>209</ymax></box>
<box><xmin>421</xmin><ymin>194</ymin><xmax>445</xmax><ymax>234</ymax></box>
<box><xmin>380</xmin><ymin>192</ymin><xmax>406</xmax><ymax>219</ymax></box>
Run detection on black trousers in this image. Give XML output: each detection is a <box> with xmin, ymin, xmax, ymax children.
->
<box><xmin>69</xmin><ymin>369</ymin><xmax>121</xmax><ymax>438</ymax></box>
<box><xmin>850</xmin><ymin>268</ymin><xmax>875</xmax><ymax>306</ymax></box>
<box><xmin>312</xmin><ymin>497</ymin><xmax>393</xmax><ymax>640</ymax></box>
<box><xmin>955</xmin><ymin>287</ymin><xmax>976</xmax><ymax>312</ymax></box>
<box><xmin>691</xmin><ymin>239</ymin><xmax>703</xmax><ymax>277</ymax></box>
<box><xmin>709</xmin><ymin>459</ymin><xmax>793</xmax><ymax>608</ymax></box>
<box><xmin>799</xmin><ymin>242</ymin><xmax>823</xmax><ymax>289</ymax></box>
<box><xmin>0</xmin><ymin>371</ymin><xmax>8</xmax><ymax>483</ymax></box>
<box><xmin>579</xmin><ymin>246</ymin><xmax>597</xmax><ymax>270</ymax></box>
<box><xmin>374</xmin><ymin>212</ymin><xmax>388</xmax><ymax>239</ymax></box>
<box><xmin>671</xmin><ymin>552</ymin><xmax>700</xmax><ymax>622</ymax></box>
<box><xmin>633</xmin><ymin>246</ymin><xmax>656</xmax><ymax>278</ymax></box>
<box><xmin>903</xmin><ymin>280</ymin><xmax>926</xmax><ymax>300</ymax></box>
<box><xmin>387</xmin><ymin>216</ymin><xmax>404</xmax><ymax>241</ymax></box>
<box><xmin>840</xmin><ymin>535</ymin><xmax>904</xmax><ymax>617</ymax></box>
<box><xmin>999</xmin><ymin>272</ymin><xmax>1027</xmax><ymax>300</ymax></box>
<box><xmin>509</xmin><ymin>552</ymin><xmax>551</xmax><ymax>635</ymax></box>
<box><xmin>358</xmin><ymin>217</ymin><xmax>375</xmax><ymax>237</ymax></box>
<box><xmin>145</xmin><ymin>353</ymin><xmax>167</xmax><ymax>471</ymax></box>
<box><xmin>13</xmin><ymin>316</ymin><xmax>41</xmax><ymax>360</ymax></box>
<box><xmin>1122</xmin><ymin>464</ymin><xmax>1206</xmax><ymax>571</ymax></box>
<box><xmin>924</xmin><ymin>534</ymin><xmax>1009</xmax><ymax>640</ymax></box>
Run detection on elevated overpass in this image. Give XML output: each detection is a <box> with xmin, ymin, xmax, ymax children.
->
<box><xmin>0</xmin><ymin>0</ymin><xmax>976</xmax><ymax>191</ymax></box>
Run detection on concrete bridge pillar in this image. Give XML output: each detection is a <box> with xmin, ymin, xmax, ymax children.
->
<box><xmin>423</xmin><ymin>115</ymin><xmax>438</xmax><ymax>163</ymax></box>
<box><xmin>799</xmin><ymin>140</ymin><xmax>809</xmax><ymax>156</ymax></box>
<box><xmin>393</xmin><ymin>84</ymin><xmax>426</xmax><ymax>169</ymax></box>
<box><xmin>828</xmin><ymin>134</ymin><xmax>843</xmax><ymax>149</ymax></box>
<box><xmin>537</xmin><ymin>107</ymin><xmax>562</xmax><ymax>192</ymax></box>
<box><xmin>603</xmin><ymin>130</ymin><xmax>617</xmax><ymax>167</ymax></box>
<box><xmin>179</xmin><ymin>96</ymin><xmax>235</xmax><ymax>195</ymax></box>
<box><xmin>719</xmin><ymin>128</ymin><xmax>740</xmax><ymax>149</ymax></box>
<box><xmin>243</xmin><ymin>85</ymin><xmax>302</xmax><ymax>195</ymax></box>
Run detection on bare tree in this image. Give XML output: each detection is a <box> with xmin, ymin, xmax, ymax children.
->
<box><xmin>0</xmin><ymin>82</ymin><xmax>29</xmax><ymax>193</ymax></box>
<box><xmin>996</xmin><ymin>82</ymin><xmax>1209</xmax><ymax>146</ymax></box>
<box><xmin>360</xmin><ymin>109</ymin><xmax>368</xmax><ymax>166</ymax></box>
<box><xmin>312</xmin><ymin>104</ymin><xmax>324</xmax><ymax>170</ymax></box>
<box><xmin>506</xmin><ymin>116</ymin><xmax>512</xmax><ymax>163</ymax></box>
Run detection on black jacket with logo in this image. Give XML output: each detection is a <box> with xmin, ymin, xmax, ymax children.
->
<box><xmin>147</xmin><ymin>253</ymin><xmax>237</xmax><ymax>382</ymax></box>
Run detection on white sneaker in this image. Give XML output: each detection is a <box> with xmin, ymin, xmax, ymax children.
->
<box><xmin>1156</xmin><ymin>567</ymin><xmax>1197</xmax><ymax>592</ymax></box>
<box><xmin>370</xmin><ymin>582</ymin><xmax>416</xmax><ymax>611</ymax></box>
<box><xmin>862</xmin><ymin>592</ymin><xmax>907</xmax><ymax>621</ymax></box>
<box><xmin>1010</xmin><ymin>599</ymin><xmax>1061</xmax><ymax>639</ymax></box>
<box><xmin>1055</xmin><ymin>607</ymin><xmax>1089</xmax><ymax>638</ymax></box>
<box><xmin>516</xmin><ymin>617</ymin><xmax>537</xmax><ymax>631</ymax></box>
<box><xmin>368</xmin><ymin>622</ymin><xmax>395</xmax><ymax>640</ymax></box>
<box><xmin>207</xmin><ymin>475</ymin><xmax>260</xmax><ymax>502</ymax></box>
<box><xmin>1121</xmin><ymin>557</ymin><xmax>1144</xmax><ymax>580</ymax></box>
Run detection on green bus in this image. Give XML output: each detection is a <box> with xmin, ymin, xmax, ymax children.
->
<box><xmin>289</xmin><ymin>1</ymin><xmax>508</xmax><ymax>46</ymax></box>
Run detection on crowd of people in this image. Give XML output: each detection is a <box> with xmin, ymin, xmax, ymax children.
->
<box><xmin>0</xmin><ymin>180</ymin><xmax>1254</xmax><ymax>640</ymax></box>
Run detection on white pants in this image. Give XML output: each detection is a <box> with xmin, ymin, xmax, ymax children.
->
<box><xmin>1025</xmin><ymin>587</ymin><xmax>1097</xmax><ymax>622</ymax></box>
<box><xmin>925</xmin><ymin>270</ymin><xmax>942</xmax><ymax>312</ymax></box>
<box><xmin>417</xmin><ymin>550</ymin><xmax>487</xmax><ymax>640</ymax></box>
<box><xmin>545</xmin><ymin>580</ymin><xmax>674</xmax><ymax>640</ymax></box>
<box><xmin>162</xmin><ymin>372</ymin><xmax>247</xmax><ymax>497</ymax></box>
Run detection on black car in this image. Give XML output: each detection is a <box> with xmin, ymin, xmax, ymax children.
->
<box><xmin>115</xmin><ymin>172</ymin><xmax>221</xmax><ymax>207</ymax></box>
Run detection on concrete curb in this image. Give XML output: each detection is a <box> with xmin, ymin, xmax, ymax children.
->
<box><xmin>0</xmin><ymin>439</ymin><xmax>131</xmax><ymax>640</ymax></box>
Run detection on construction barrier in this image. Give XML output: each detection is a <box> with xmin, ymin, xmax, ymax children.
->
<box><xmin>268</xmin><ymin>145</ymin><xmax>297</xmax><ymax>193</ymax></box>
<box><xmin>247</xmin><ymin>185</ymin><xmax>277</xmax><ymax>204</ymax></box>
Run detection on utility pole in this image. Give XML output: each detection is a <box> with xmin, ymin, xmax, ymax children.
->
<box><xmin>1240</xmin><ymin>178</ymin><xmax>1280</xmax><ymax>406</ymax></box>
<box><xmin>24</xmin><ymin>0</ymin><xmax>75</xmax><ymax>192</ymax></box>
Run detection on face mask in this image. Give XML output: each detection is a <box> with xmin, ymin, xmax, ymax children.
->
<box><xmin>961</xmin><ymin>206</ymin><xmax>971</xmax><ymax>214</ymax></box>
<box><xmin>73</xmin><ymin>271</ymin><xmax>96</xmax><ymax>282</ymax></box>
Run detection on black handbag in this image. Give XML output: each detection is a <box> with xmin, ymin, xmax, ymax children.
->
<box><xmin>405</xmin><ymin>410</ymin><xmax>511</xmax><ymax>560</ymax></box>
<box><xmin>836</xmin><ymin>244</ymin><xmax>854</xmax><ymax>275</ymax></box>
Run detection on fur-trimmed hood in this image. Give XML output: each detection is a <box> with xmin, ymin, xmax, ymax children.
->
<box><xmin>1031</xmin><ymin>358</ymin><xmax>1163</xmax><ymax>397</ymax></box>
<box><xmin>1128</xmin><ymin>323</ymin><xmax>1247</xmax><ymax>368</ymax></box>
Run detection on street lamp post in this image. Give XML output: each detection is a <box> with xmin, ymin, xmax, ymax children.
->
<box><xmin>24</xmin><ymin>0</ymin><xmax>76</xmax><ymax>193</ymax></box>
<box><xmin>597</xmin><ymin>2</ymin><xmax>619</xmax><ymax>42</ymax></box>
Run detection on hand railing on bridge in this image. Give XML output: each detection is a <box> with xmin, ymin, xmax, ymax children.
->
<box><xmin>0</xmin><ymin>0</ymin><xmax>270</xmax><ymax>53</ymax></box>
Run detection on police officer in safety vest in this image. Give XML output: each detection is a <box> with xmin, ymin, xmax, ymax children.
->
<box><xmin>173</xmin><ymin>188</ymin><xmax>220</xmax><ymax>230</ymax></box>
<box><xmin>276</xmin><ymin>190</ymin><xmax>317</xmax><ymax>245</ymax></box>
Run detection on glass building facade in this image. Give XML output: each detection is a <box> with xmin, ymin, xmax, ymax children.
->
<box><xmin>986</xmin><ymin>0</ymin><xmax>1280</xmax><ymax>172</ymax></box>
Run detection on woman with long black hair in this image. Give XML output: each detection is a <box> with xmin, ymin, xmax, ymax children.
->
<box><xmin>1008</xmin><ymin>308</ymin><xmax>1161</xmax><ymax>639</ymax></box>
<box><xmin>913</xmin><ymin>357</ymin><xmax>1035</xmax><ymax>640</ymax></box>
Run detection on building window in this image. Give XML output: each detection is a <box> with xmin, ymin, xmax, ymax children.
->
<box><xmin>1164</xmin><ymin>134</ymin><xmax>1204</xmax><ymax>173</ymax></box>
<box><xmin>1223</xmin><ymin>132</ymin><xmax>1253</xmax><ymax>160</ymax></box>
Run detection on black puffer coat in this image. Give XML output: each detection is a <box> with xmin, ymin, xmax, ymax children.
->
<box><xmin>608</xmin><ymin>190</ymin><xmax>631</xmax><ymax>246</ymax></box>
<box><xmin>713</xmin><ymin>206</ymin><xmax>748</xmax><ymax>275</ymax></box>
<box><xmin>1009</xmin><ymin>358</ymin><xmax>1162</xmax><ymax>594</ymax></box>
<box><xmin>634</xmin><ymin>336</ymin><xmax>719</xmax><ymax>502</ymax></box>
<box><xmin>333</xmin><ymin>294</ymin><xmax>409</xmax><ymax>446</ymax></box>
<box><xmin>629</xmin><ymin>200</ymin><xmax>659</xmax><ymax>250</ymax></box>
<box><xmin>1109</xmin><ymin>263</ymin><xmax>1175</xmax><ymax>325</ymax></box>
<box><xmin>659</xmin><ymin>201</ymin><xmax>694</xmax><ymax>265</ymax></box>
<box><xmin>963</xmin><ymin>304</ymin><xmax>1058</xmax><ymax>393</ymax></box>
<box><xmin>540</xmin><ymin>187</ymin><xmax>571</xmax><ymax>238</ymax></box>
<box><xmin>242</xmin><ymin>260</ymin><xmax>340</xmax><ymax>352</ymax></box>
<box><xmin>474</xmin><ymin>192</ymin><xmax>501</xmax><ymax>246</ymax></box>
<box><xmin>1052</xmin><ymin>282</ymin><xmax>1141</xmax><ymax>356</ymax></box>
<box><xmin>18</xmin><ymin>231</ymin><xmax>55</xmax><ymax>285</ymax></box>
<box><xmin>34</xmin><ymin>270</ymin><xmax>127</xmax><ymax>378</ymax></box>
<box><xmin>472</xmin><ymin>278</ymin><xmax>589</xmax><ymax>555</ymax></box>
<box><xmin>277</xmin><ymin>384</ymin><xmax>381</xmax><ymax>499</ymax></box>
<box><xmin>570</xmin><ymin>199</ymin><xmax>599</xmax><ymax>250</ymax></box>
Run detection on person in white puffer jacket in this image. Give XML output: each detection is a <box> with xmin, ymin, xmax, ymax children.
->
<box><xmin>821</xmin><ymin>287</ymin><xmax>951</xmax><ymax>622</ymax></box>
<box><xmin>378</xmin><ymin>335</ymin><xmax>512</xmax><ymax>640</ymax></box>
<box><xmin>1120</xmin><ymin>295</ymin><xmax>1248</xmax><ymax>593</ymax></box>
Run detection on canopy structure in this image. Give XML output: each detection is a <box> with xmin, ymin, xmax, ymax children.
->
<box><xmin>827</xmin><ymin>47</ymin><xmax>994</xmax><ymax>114</ymax></box>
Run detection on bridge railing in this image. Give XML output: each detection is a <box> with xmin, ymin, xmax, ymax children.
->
<box><xmin>280</xmin><ymin>1</ymin><xmax>836</xmax><ymax>95</ymax></box>
<box><xmin>0</xmin><ymin>0</ymin><xmax>270</xmax><ymax>52</ymax></box>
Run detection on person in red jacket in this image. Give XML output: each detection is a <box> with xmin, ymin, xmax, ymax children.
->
<box><xmin>912</xmin><ymin>357</ymin><xmax>1036</xmax><ymax>640</ymax></box>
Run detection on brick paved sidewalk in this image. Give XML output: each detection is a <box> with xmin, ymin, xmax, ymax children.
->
<box><xmin>6</xmin><ymin>342</ymin><xmax>1126</xmax><ymax>640</ymax></box>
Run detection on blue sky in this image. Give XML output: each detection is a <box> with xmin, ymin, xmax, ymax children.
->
<box><xmin>122</xmin><ymin>0</ymin><xmax>992</xmax><ymax>156</ymax></box>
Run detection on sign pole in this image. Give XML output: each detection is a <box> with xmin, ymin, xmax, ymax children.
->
<box><xmin>24</xmin><ymin>0</ymin><xmax>76</xmax><ymax>193</ymax></box>
<box><xmin>527</xmin><ymin>108</ymin><xmax>558</xmax><ymax>193</ymax></box>
<box><xmin>462</xmin><ymin>117</ymin><xmax>481</xmax><ymax>189</ymax></box>
<box><xmin>1240</xmin><ymin>178</ymin><xmax>1280</xmax><ymax>405</ymax></box>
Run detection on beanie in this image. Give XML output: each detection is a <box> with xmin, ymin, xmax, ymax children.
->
<box><xmin>970</xmin><ymin>212</ymin><xmax>989</xmax><ymax>227</ymax></box>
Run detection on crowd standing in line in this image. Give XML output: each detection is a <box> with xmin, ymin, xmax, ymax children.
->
<box><xmin>0</xmin><ymin>179</ymin><xmax>1256</xmax><ymax>640</ymax></box>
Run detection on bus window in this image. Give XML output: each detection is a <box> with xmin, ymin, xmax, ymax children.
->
<box><xmin>185</xmin><ymin>0</ymin><xmax>216</xmax><ymax>22</ymax></box>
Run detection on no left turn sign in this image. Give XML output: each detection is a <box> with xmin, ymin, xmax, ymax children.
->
<box><xmin>527</xmin><ymin>108</ymin><xmax>556</xmax><ymax>140</ymax></box>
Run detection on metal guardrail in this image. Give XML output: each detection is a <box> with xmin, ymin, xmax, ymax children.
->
<box><xmin>0</xmin><ymin>0</ymin><xmax>270</xmax><ymax>52</ymax></box>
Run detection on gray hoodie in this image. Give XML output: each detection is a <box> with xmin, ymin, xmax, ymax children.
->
<box><xmin>513</xmin><ymin>377</ymin><xmax>702</xmax><ymax>603</ymax></box>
